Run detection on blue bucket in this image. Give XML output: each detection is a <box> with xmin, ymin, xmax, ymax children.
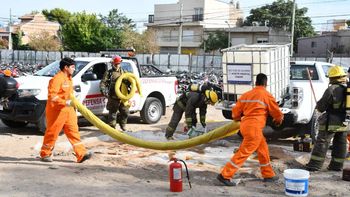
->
<box><xmin>283</xmin><ymin>169</ymin><xmax>310</xmax><ymax>197</ymax></box>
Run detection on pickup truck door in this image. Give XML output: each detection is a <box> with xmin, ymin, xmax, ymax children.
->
<box><xmin>120</xmin><ymin>61</ymin><xmax>141</xmax><ymax>111</ymax></box>
<box><xmin>78</xmin><ymin>62</ymin><xmax>109</xmax><ymax>115</ymax></box>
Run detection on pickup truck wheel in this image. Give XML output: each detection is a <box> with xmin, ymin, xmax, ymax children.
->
<box><xmin>304</xmin><ymin>111</ymin><xmax>319</xmax><ymax>143</ymax></box>
<box><xmin>141</xmin><ymin>97</ymin><xmax>163</xmax><ymax>124</ymax></box>
<box><xmin>1</xmin><ymin>119</ymin><xmax>29</xmax><ymax>128</ymax></box>
<box><xmin>36</xmin><ymin>111</ymin><xmax>46</xmax><ymax>134</ymax></box>
<box><xmin>310</xmin><ymin>112</ymin><xmax>320</xmax><ymax>143</ymax></box>
<box><xmin>222</xmin><ymin>110</ymin><xmax>232</xmax><ymax>120</ymax></box>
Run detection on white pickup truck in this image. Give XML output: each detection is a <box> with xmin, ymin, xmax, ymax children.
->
<box><xmin>275</xmin><ymin>61</ymin><xmax>335</xmax><ymax>139</ymax></box>
<box><xmin>0</xmin><ymin>57</ymin><xmax>178</xmax><ymax>133</ymax></box>
<box><xmin>220</xmin><ymin>60</ymin><xmax>336</xmax><ymax>140</ymax></box>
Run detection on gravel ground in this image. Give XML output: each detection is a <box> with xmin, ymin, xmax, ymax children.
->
<box><xmin>0</xmin><ymin>105</ymin><xmax>349</xmax><ymax>197</ymax></box>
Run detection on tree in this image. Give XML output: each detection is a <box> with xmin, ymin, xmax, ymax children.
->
<box><xmin>120</xmin><ymin>28</ymin><xmax>159</xmax><ymax>53</ymax></box>
<box><xmin>28</xmin><ymin>30</ymin><xmax>61</xmax><ymax>51</ymax></box>
<box><xmin>100</xmin><ymin>9</ymin><xmax>135</xmax><ymax>30</ymax></box>
<box><xmin>244</xmin><ymin>0</ymin><xmax>315</xmax><ymax>52</ymax></box>
<box><xmin>141</xmin><ymin>29</ymin><xmax>159</xmax><ymax>53</ymax></box>
<box><xmin>200</xmin><ymin>31</ymin><xmax>228</xmax><ymax>53</ymax></box>
<box><xmin>42</xmin><ymin>8</ymin><xmax>72</xmax><ymax>26</ymax></box>
<box><xmin>62</xmin><ymin>12</ymin><xmax>116</xmax><ymax>52</ymax></box>
<box><xmin>12</xmin><ymin>31</ymin><xmax>23</xmax><ymax>50</ymax></box>
<box><xmin>0</xmin><ymin>38</ymin><xmax>8</xmax><ymax>49</ymax></box>
<box><xmin>347</xmin><ymin>20</ymin><xmax>350</xmax><ymax>27</ymax></box>
<box><xmin>99</xmin><ymin>9</ymin><xmax>136</xmax><ymax>49</ymax></box>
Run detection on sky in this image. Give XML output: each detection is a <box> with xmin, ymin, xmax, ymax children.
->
<box><xmin>0</xmin><ymin>0</ymin><xmax>349</xmax><ymax>31</ymax></box>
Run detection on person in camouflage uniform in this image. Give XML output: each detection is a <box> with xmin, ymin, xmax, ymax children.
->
<box><xmin>305</xmin><ymin>66</ymin><xmax>348</xmax><ymax>171</ymax></box>
<box><xmin>100</xmin><ymin>56</ymin><xmax>129</xmax><ymax>131</ymax></box>
<box><xmin>165</xmin><ymin>90</ymin><xmax>218</xmax><ymax>140</ymax></box>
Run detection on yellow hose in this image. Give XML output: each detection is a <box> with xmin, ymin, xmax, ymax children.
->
<box><xmin>71</xmin><ymin>95</ymin><xmax>240</xmax><ymax>150</ymax></box>
<box><xmin>115</xmin><ymin>73</ymin><xmax>143</xmax><ymax>100</ymax></box>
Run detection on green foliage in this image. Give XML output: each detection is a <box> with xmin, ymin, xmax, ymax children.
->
<box><xmin>99</xmin><ymin>9</ymin><xmax>135</xmax><ymax>30</ymax></box>
<box><xmin>200</xmin><ymin>31</ymin><xmax>228</xmax><ymax>53</ymax></box>
<box><xmin>99</xmin><ymin>9</ymin><xmax>136</xmax><ymax>49</ymax></box>
<box><xmin>42</xmin><ymin>8</ymin><xmax>71</xmax><ymax>26</ymax></box>
<box><xmin>12</xmin><ymin>31</ymin><xmax>23</xmax><ymax>50</ymax></box>
<box><xmin>244</xmin><ymin>0</ymin><xmax>315</xmax><ymax>52</ymax></box>
<box><xmin>62</xmin><ymin>12</ymin><xmax>116</xmax><ymax>52</ymax></box>
<box><xmin>346</xmin><ymin>20</ymin><xmax>350</xmax><ymax>26</ymax></box>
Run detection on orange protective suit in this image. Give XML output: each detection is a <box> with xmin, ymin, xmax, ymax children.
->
<box><xmin>221</xmin><ymin>86</ymin><xmax>283</xmax><ymax>179</ymax></box>
<box><xmin>40</xmin><ymin>71</ymin><xmax>87</xmax><ymax>162</ymax></box>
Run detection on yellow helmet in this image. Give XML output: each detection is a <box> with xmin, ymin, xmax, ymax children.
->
<box><xmin>328</xmin><ymin>65</ymin><xmax>346</xmax><ymax>78</ymax></box>
<box><xmin>205</xmin><ymin>90</ymin><xmax>218</xmax><ymax>105</ymax></box>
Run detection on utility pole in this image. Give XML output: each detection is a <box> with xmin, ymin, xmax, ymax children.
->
<box><xmin>290</xmin><ymin>0</ymin><xmax>296</xmax><ymax>56</ymax></box>
<box><xmin>177</xmin><ymin>3</ymin><xmax>183</xmax><ymax>54</ymax></box>
<box><xmin>8</xmin><ymin>8</ymin><xmax>13</xmax><ymax>50</ymax></box>
<box><xmin>225</xmin><ymin>21</ymin><xmax>231</xmax><ymax>48</ymax></box>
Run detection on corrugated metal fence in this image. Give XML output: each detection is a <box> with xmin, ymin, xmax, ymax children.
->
<box><xmin>1</xmin><ymin>49</ymin><xmax>349</xmax><ymax>72</ymax></box>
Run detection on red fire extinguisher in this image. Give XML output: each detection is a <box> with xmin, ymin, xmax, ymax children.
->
<box><xmin>169</xmin><ymin>158</ymin><xmax>192</xmax><ymax>192</ymax></box>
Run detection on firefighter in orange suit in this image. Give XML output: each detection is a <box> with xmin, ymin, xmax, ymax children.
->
<box><xmin>217</xmin><ymin>73</ymin><xmax>284</xmax><ymax>186</ymax></box>
<box><xmin>40</xmin><ymin>57</ymin><xmax>92</xmax><ymax>163</ymax></box>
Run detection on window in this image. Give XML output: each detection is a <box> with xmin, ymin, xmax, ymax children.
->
<box><xmin>170</xmin><ymin>30</ymin><xmax>178</xmax><ymax>42</ymax></box>
<box><xmin>290</xmin><ymin>65</ymin><xmax>319</xmax><ymax>80</ymax></box>
<box><xmin>34</xmin><ymin>60</ymin><xmax>88</xmax><ymax>77</ymax></box>
<box><xmin>311</xmin><ymin>41</ymin><xmax>317</xmax><ymax>48</ymax></box>
<box><xmin>257</xmin><ymin>38</ymin><xmax>268</xmax><ymax>43</ymax></box>
<box><xmin>121</xmin><ymin>62</ymin><xmax>133</xmax><ymax>73</ymax></box>
<box><xmin>148</xmin><ymin>15</ymin><xmax>154</xmax><ymax>23</ymax></box>
<box><xmin>183</xmin><ymin>30</ymin><xmax>194</xmax><ymax>42</ymax></box>
<box><xmin>193</xmin><ymin>8</ymin><xmax>203</xmax><ymax>21</ymax></box>
<box><xmin>232</xmin><ymin>38</ymin><xmax>246</xmax><ymax>46</ymax></box>
<box><xmin>92</xmin><ymin>63</ymin><xmax>107</xmax><ymax>79</ymax></box>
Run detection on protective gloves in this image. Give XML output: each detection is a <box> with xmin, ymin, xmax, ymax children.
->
<box><xmin>65</xmin><ymin>100</ymin><xmax>72</xmax><ymax>107</ymax></box>
<box><xmin>102</xmin><ymin>89</ymin><xmax>109</xmax><ymax>97</ymax></box>
<box><xmin>187</xmin><ymin>126</ymin><xmax>204</xmax><ymax>138</ymax></box>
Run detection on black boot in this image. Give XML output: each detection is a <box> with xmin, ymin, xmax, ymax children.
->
<box><xmin>263</xmin><ymin>176</ymin><xmax>279</xmax><ymax>182</ymax></box>
<box><xmin>216</xmin><ymin>174</ymin><xmax>236</xmax><ymax>186</ymax></box>
<box><xmin>78</xmin><ymin>151</ymin><xmax>93</xmax><ymax>163</ymax></box>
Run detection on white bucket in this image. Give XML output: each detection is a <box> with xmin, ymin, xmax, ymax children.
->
<box><xmin>283</xmin><ymin>169</ymin><xmax>310</xmax><ymax>197</ymax></box>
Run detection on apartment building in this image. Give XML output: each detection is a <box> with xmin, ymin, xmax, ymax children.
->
<box><xmin>226</xmin><ymin>26</ymin><xmax>290</xmax><ymax>46</ymax></box>
<box><xmin>145</xmin><ymin>0</ymin><xmax>243</xmax><ymax>54</ymax></box>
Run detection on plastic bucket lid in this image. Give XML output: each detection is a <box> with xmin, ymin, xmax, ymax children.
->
<box><xmin>284</xmin><ymin>169</ymin><xmax>310</xmax><ymax>179</ymax></box>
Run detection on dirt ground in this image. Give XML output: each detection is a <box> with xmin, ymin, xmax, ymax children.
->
<box><xmin>0</xmin><ymin>106</ymin><xmax>349</xmax><ymax>197</ymax></box>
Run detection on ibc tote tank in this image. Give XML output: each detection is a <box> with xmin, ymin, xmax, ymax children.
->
<box><xmin>221</xmin><ymin>44</ymin><xmax>290</xmax><ymax>102</ymax></box>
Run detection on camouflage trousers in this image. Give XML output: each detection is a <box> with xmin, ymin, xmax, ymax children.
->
<box><xmin>106</xmin><ymin>98</ymin><xmax>129</xmax><ymax>129</ymax></box>
<box><xmin>306</xmin><ymin>129</ymin><xmax>347</xmax><ymax>171</ymax></box>
<box><xmin>165</xmin><ymin>103</ymin><xmax>197</xmax><ymax>138</ymax></box>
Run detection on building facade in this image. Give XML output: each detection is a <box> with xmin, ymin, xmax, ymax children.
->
<box><xmin>226</xmin><ymin>26</ymin><xmax>290</xmax><ymax>46</ymax></box>
<box><xmin>145</xmin><ymin>0</ymin><xmax>243</xmax><ymax>54</ymax></box>
<box><xmin>297</xmin><ymin>29</ymin><xmax>350</xmax><ymax>56</ymax></box>
<box><xmin>11</xmin><ymin>13</ymin><xmax>60</xmax><ymax>45</ymax></box>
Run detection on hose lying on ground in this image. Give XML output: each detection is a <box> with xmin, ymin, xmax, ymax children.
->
<box><xmin>71</xmin><ymin>94</ymin><xmax>239</xmax><ymax>150</ymax></box>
